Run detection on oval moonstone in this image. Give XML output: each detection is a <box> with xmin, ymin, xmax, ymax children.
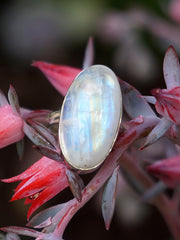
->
<box><xmin>59</xmin><ymin>65</ymin><xmax>122</xmax><ymax>171</ymax></box>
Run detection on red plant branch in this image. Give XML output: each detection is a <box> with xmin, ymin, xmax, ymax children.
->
<box><xmin>50</xmin><ymin>117</ymin><xmax>180</xmax><ymax>240</ymax></box>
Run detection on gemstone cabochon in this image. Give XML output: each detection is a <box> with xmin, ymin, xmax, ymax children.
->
<box><xmin>59</xmin><ymin>65</ymin><xmax>122</xmax><ymax>171</ymax></box>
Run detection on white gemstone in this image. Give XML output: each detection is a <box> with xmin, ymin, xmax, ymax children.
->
<box><xmin>59</xmin><ymin>65</ymin><xmax>122</xmax><ymax>171</ymax></box>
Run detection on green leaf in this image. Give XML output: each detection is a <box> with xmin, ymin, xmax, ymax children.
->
<box><xmin>16</xmin><ymin>139</ymin><xmax>24</xmax><ymax>160</ymax></box>
<box><xmin>27</xmin><ymin>203</ymin><xmax>66</xmax><ymax>228</ymax></box>
<box><xmin>66</xmin><ymin>168</ymin><xmax>84</xmax><ymax>202</ymax></box>
<box><xmin>35</xmin><ymin>145</ymin><xmax>62</xmax><ymax>162</ymax></box>
<box><xmin>8</xmin><ymin>85</ymin><xmax>20</xmax><ymax>115</ymax></box>
<box><xmin>120</xmin><ymin>80</ymin><xmax>156</xmax><ymax>119</ymax></box>
<box><xmin>23</xmin><ymin>122</ymin><xmax>53</xmax><ymax>149</ymax></box>
<box><xmin>28</xmin><ymin>120</ymin><xmax>59</xmax><ymax>150</ymax></box>
<box><xmin>102</xmin><ymin>166</ymin><xmax>119</xmax><ymax>230</ymax></box>
<box><xmin>140</xmin><ymin>117</ymin><xmax>172</xmax><ymax>150</ymax></box>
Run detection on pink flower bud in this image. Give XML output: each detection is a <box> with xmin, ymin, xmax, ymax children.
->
<box><xmin>151</xmin><ymin>87</ymin><xmax>180</xmax><ymax>124</ymax></box>
<box><xmin>0</xmin><ymin>104</ymin><xmax>24</xmax><ymax>148</ymax></box>
<box><xmin>32</xmin><ymin>62</ymin><xmax>81</xmax><ymax>96</ymax></box>
<box><xmin>147</xmin><ymin>155</ymin><xmax>180</xmax><ymax>188</ymax></box>
<box><xmin>169</xmin><ymin>0</ymin><xmax>180</xmax><ymax>23</ymax></box>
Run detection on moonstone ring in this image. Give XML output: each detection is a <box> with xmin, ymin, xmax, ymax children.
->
<box><xmin>59</xmin><ymin>65</ymin><xmax>122</xmax><ymax>172</ymax></box>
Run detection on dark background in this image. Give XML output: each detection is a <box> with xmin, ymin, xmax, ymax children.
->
<box><xmin>0</xmin><ymin>0</ymin><xmax>180</xmax><ymax>239</ymax></box>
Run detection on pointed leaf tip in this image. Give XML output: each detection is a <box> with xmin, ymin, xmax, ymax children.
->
<box><xmin>83</xmin><ymin>37</ymin><xmax>94</xmax><ymax>69</ymax></box>
<box><xmin>23</xmin><ymin>122</ymin><xmax>53</xmax><ymax>149</ymax></box>
<box><xmin>35</xmin><ymin>145</ymin><xmax>62</xmax><ymax>162</ymax></box>
<box><xmin>102</xmin><ymin>166</ymin><xmax>119</xmax><ymax>230</ymax></box>
<box><xmin>0</xmin><ymin>89</ymin><xmax>8</xmax><ymax>107</ymax></box>
<box><xmin>140</xmin><ymin>118</ymin><xmax>172</xmax><ymax>150</ymax></box>
<box><xmin>66</xmin><ymin>168</ymin><xmax>83</xmax><ymax>202</ymax></box>
<box><xmin>8</xmin><ymin>85</ymin><xmax>20</xmax><ymax>115</ymax></box>
<box><xmin>16</xmin><ymin>139</ymin><xmax>24</xmax><ymax>160</ymax></box>
<box><xmin>163</xmin><ymin>45</ymin><xmax>180</xmax><ymax>89</ymax></box>
<box><xmin>28</xmin><ymin>119</ymin><xmax>59</xmax><ymax>150</ymax></box>
<box><xmin>120</xmin><ymin>80</ymin><xmax>156</xmax><ymax>119</ymax></box>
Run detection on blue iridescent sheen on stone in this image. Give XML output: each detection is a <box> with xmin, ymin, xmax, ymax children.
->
<box><xmin>59</xmin><ymin>65</ymin><xmax>122</xmax><ymax>171</ymax></box>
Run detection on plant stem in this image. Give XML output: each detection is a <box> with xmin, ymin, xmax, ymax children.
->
<box><xmin>54</xmin><ymin>117</ymin><xmax>180</xmax><ymax>240</ymax></box>
<box><xmin>53</xmin><ymin>117</ymin><xmax>159</xmax><ymax>237</ymax></box>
